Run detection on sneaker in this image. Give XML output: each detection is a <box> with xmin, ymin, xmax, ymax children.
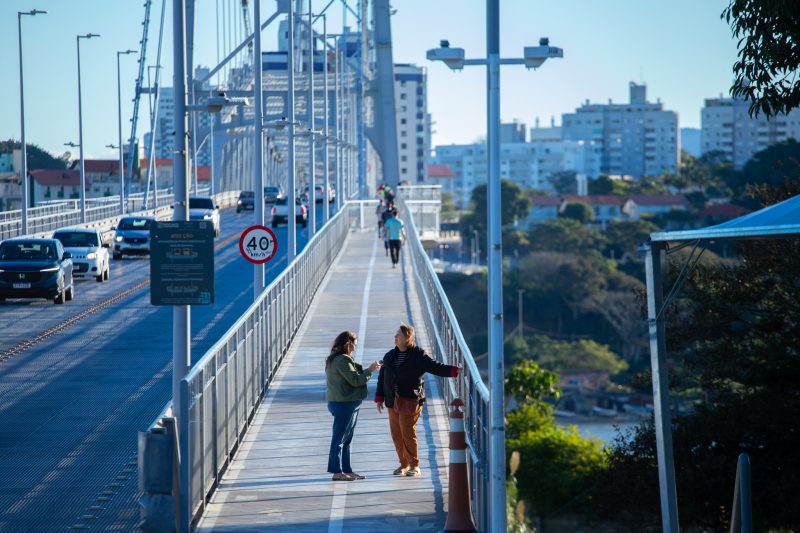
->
<box><xmin>393</xmin><ymin>466</ymin><xmax>409</xmax><ymax>476</ymax></box>
<box><xmin>345</xmin><ymin>472</ymin><xmax>366</xmax><ymax>480</ymax></box>
<box><xmin>405</xmin><ymin>467</ymin><xmax>421</xmax><ymax>477</ymax></box>
<box><xmin>331</xmin><ymin>472</ymin><xmax>354</xmax><ymax>481</ymax></box>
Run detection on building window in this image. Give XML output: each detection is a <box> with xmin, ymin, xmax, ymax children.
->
<box><xmin>401</xmin><ymin>155</ymin><xmax>407</xmax><ymax>162</ymax></box>
<box><xmin>401</xmin><ymin>143</ymin><xmax>407</xmax><ymax>149</ymax></box>
<box><xmin>401</xmin><ymin>168</ymin><xmax>407</xmax><ymax>174</ymax></box>
<box><xmin>401</xmin><ymin>131</ymin><xmax>407</xmax><ymax>137</ymax></box>
<box><xmin>400</xmin><ymin>93</ymin><xmax>407</xmax><ymax>100</ymax></box>
<box><xmin>401</xmin><ymin>118</ymin><xmax>407</xmax><ymax>125</ymax></box>
<box><xmin>400</xmin><ymin>106</ymin><xmax>407</xmax><ymax>112</ymax></box>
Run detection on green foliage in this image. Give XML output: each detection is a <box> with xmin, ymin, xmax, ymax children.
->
<box><xmin>728</xmin><ymin>139</ymin><xmax>800</xmax><ymax>200</ymax></box>
<box><xmin>0</xmin><ymin>140</ymin><xmax>67</xmax><ymax>170</ymax></box>
<box><xmin>558</xmin><ymin>202</ymin><xmax>594</xmax><ymax>224</ymax></box>
<box><xmin>440</xmin><ymin>192</ymin><xmax>458</xmax><ymax>221</ymax></box>
<box><xmin>528</xmin><ymin>218</ymin><xmax>605</xmax><ymax>255</ymax></box>
<box><xmin>597</xmin><ymin>184</ymin><xmax>800</xmax><ymax>530</ymax></box>
<box><xmin>527</xmin><ymin>335</ymin><xmax>628</xmax><ymax>374</ymax></box>
<box><xmin>460</xmin><ymin>180</ymin><xmax>531</xmax><ymax>243</ymax></box>
<box><xmin>508</xmin><ymin>425</ymin><xmax>605</xmax><ymax>519</ymax></box>
<box><xmin>505</xmin><ymin>359</ymin><xmax>561</xmax><ymax>406</ymax></box>
<box><xmin>547</xmin><ymin>170</ymin><xmax>577</xmax><ymax>195</ymax></box>
<box><xmin>587</xmin><ymin>175</ymin><xmax>614</xmax><ymax>195</ymax></box>
<box><xmin>603</xmin><ymin>219</ymin><xmax>661</xmax><ymax>261</ymax></box>
<box><xmin>723</xmin><ymin>0</ymin><xmax>800</xmax><ymax>117</ymax></box>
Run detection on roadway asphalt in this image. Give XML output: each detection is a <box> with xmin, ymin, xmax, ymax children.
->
<box><xmin>0</xmin><ymin>203</ymin><xmax>333</xmax><ymax>532</ymax></box>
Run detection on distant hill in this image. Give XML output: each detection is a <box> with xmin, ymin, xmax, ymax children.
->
<box><xmin>0</xmin><ymin>140</ymin><xmax>67</xmax><ymax>170</ymax></box>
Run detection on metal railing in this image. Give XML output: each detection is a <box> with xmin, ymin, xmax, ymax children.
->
<box><xmin>400</xmin><ymin>194</ymin><xmax>490</xmax><ymax>532</ymax></box>
<box><xmin>143</xmin><ymin>203</ymin><xmax>356</xmax><ymax>531</ymax></box>
<box><xmin>0</xmin><ymin>187</ymin><xmax>213</xmax><ymax>241</ymax></box>
<box><xmin>398</xmin><ymin>184</ymin><xmax>441</xmax><ymax>202</ymax></box>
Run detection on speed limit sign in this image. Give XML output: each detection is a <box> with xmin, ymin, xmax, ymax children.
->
<box><xmin>239</xmin><ymin>225</ymin><xmax>278</xmax><ymax>264</ymax></box>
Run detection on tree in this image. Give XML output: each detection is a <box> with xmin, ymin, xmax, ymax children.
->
<box><xmin>723</xmin><ymin>0</ymin><xmax>800</xmax><ymax>117</ymax></box>
<box><xmin>527</xmin><ymin>335</ymin><xmax>629</xmax><ymax>374</ymax></box>
<box><xmin>459</xmin><ymin>180</ymin><xmax>531</xmax><ymax>243</ymax></box>
<box><xmin>604</xmin><ymin>219</ymin><xmax>661</xmax><ymax>261</ymax></box>
<box><xmin>440</xmin><ymin>192</ymin><xmax>458</xmax><ymax>222</ymax></box>
<box><xmin>528</xmin><ymin>218</ymin><xmax>605</xmax><ymax>255</ymax></box>
<box><xmin>595</xmin><ymin>183</ymin><xmax>800</xmax><ymax>530</ymax></box>
<box><xmin>587</xmin><ymin>175</ymin><xmax>614</xmax><ymax>195</ymax></box>
<box><xmin>0</xmin><ymin>140</ymin><xmax>66</xmax><ymax>170</ymax></box>
<box><xmin>547</xmin><ymin>170</ymin><xmax>578</xmax><ymax>195</ymax></box>
<box><xmin>559</xmin><ymin>202</ymin><xmax>594</xmax><ymax>224</ymax></box>
<box><xmin>728</xmin><ymin>139</ymin><xmax>800</xmax><ymax>200</ymax></box>
<box><xmin>505</xmin><ymin>359</ymin><xmax>561</xmax><ymax>408</ymax></box>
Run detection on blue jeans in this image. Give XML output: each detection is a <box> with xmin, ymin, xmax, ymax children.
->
<box><xmin>327</xmin><ymin>401</ymin><xmax>361</xmax><ymax>474</ymax></box>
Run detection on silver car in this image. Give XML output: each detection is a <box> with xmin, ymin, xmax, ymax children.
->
<box><xmin>189</xmin><ymin>197</ymin><xmax>221</xmax><ymax>237</ymax></box>
<box><xmin>53</xmin><ymin>227</ymin><xmax>110</xmax><ymax>282</ymax></box>
<box><xmin>113</xmin><ymin>216</ymin><xmax>155</xmax><ymax>259</ymax></box>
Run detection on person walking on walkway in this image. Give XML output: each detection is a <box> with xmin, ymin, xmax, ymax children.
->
<box><xmin>375</xmin><ymin>323</ymin><xmax>460</xmax><ymax>477</ymax></box>
<box><xmin>326</xmin><ymin>331</ymin><xmax>382</xmax><ymax>481</ymax></box>
<box><xmin>383</xmin><ymin>208</ymin><xmax>405</xmax><ymax>268</ymax></box>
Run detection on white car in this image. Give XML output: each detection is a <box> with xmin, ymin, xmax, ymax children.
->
<box><xmin>271</xmin><ymin>197</ymin><xmax>307</xmax><ymax>227</ymax></box>
<box><xmin>52</xmin><ymin>227</ymin><xmax>110</xmax><ymax>282</ymax></box>
<box><xmin>189</xmin><ymin>196</ymin><xmax>221</xmax><ymax>237</ymax></box>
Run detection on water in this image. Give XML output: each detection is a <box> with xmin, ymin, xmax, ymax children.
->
<box><xmin>557</xmin><ymin>421</ymin><xmax>639</xmax><ymax>446</ymax></box>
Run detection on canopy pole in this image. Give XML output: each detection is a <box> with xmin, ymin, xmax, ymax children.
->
<box><xmin>644</xmin><ymin>241</ymin><xmax>679</xmax><ymax>532</ymax></box>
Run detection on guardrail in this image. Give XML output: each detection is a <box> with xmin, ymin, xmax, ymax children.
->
<box><xmin>141</xmin><ymin>202</ymin><xmax>356</xmax><ymax>532</ymax></box>
<box><xmin>398</xmin><ymin>184</ymin><xmax>441</xmax><ymax>202</ymax></box>
<box><xmin>400</xmin><ymin>194</ymin><xmax>490</xmax><ymax>532</ymax></box>
<box><xmin>0</xmin><ymin>187</ymin><xmax>234</xmax><ymax>242</ymax></box>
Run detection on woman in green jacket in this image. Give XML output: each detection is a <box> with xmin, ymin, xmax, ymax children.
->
<box><xmin>325</xmin><ymin>331</ymin><xmax>382</xmax><ymax>481</ymax></box>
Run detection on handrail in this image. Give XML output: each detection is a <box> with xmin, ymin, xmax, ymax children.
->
<box><xmin>166</xmin><ymin>203</ymin><xmax>356</xmax><ymax>531</ymax></box>
<box><xmin>730</xmin><ymin>453</ymin><xmax>752</xmax><ymax>533</ymax></box>
<box><xmin>399</xmin><ymin>194</ymin><xmax>489</xmax><ymax>531</ymax></box>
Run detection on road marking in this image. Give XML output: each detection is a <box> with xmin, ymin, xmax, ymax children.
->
<box><xmin>328</xmin><ymin>237</ymin><xmax>377</xmax><ymax>533</ymax></box>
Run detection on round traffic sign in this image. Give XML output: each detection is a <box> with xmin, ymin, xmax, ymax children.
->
<box><xmin>239</xmin><ymin>225</ymin><xmax>278</xmax><ymax>264</ymax></box>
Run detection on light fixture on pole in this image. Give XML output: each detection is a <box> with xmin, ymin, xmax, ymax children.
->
<box><xmin>115</xmin><ymin>49</ymin><xmax>136</xmax><ymax>215</ymax></box>
<box><xmin>427</xmin><ymin>6</ymin><xmax>563</xmax><ymax>529</ymax></box>
<box><xmin>76</xmin><ymin>32</ymin><xmax>100</xmax><ymax>224</ymax></box>
<box><xmin>320</xmin><ymin>14</ymin><xmax>330</xmax><ymax>222</ymax></box>
<box><xmin>253</xmin><ymin>0</ymin><xmax>265</xmax><ymax>299</ymax></box>
<box><xmin>17</xmin><ymin>8</ymin><xmax>46</xmax><ymax>235</ymax></box>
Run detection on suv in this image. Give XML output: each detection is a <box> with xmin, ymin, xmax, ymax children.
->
<box><xmin>189</xmin><ymin>196</ymin><xmax>221</xmax><ymax>237</ymax></box>
<box><xmin>271</xmin><ymin>197</ymin><xmax>307</xmax><ymax>227</ymax></box>
<box><xmin>53</xmin><ymin>227</ymin><xmax>110</xmax><ymax>282</ymax></box>
<box><xmin>113</xmin><ymin>216</ymin><xmax>155</xmax><ymax>259</ymax></box>
<box><xmin>0</xmin><ymin>238</ymin><xmax>74</xmax><ymax>304</ymax></box>
<box><xmin>264</xmin><ymin>186</ymin><xmax>284</xmax><ymax>204</ymax></box>
<box><xmin>236</xmin><ymin>191</ymin><xmax>255</xmax><ymax>213</ymax></box>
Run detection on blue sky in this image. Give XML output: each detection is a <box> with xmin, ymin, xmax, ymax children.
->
<box><xmin>0</xmin><ymin>1</ymin><xmax>738</xmax><ymax>159</ymax></box>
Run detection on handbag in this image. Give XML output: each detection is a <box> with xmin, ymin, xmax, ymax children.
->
<box><xmin>393</xmin><ymin>393</ymin><xmax>419</xmax><ymax>414</ymax></box>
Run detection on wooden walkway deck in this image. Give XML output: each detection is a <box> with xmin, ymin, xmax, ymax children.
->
<box><xmin>196</xmin><ymin>229</ymin><xmax>453</xmax><ymax>532</ymax></box>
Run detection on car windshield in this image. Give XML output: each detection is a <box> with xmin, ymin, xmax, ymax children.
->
<box><xmin>265</xmin><ymin>187</ymin><xmax>279</xmax><ymax>193</ymax></box>
<box><xmin>0</xmin><ymin>242</ymin><xmax>57</xmax><ymax>261</ymax></box>
<box><xmin>239</xmin><ymin>191</ymin><xmax>254</xmax><ymax>199</ymax></box>
<box><xmin>117</xmin><ymin>218</ymin><xmax>152</xmax><ymax>231</ymax></box>
<box><xmin>54</xmin><ymin>232</ymin><xmax>99</xmax><ymax>247</ymax></box>
<box><xmin>189</xmin><ymin>197</ymin><xmax>215</xmax><ymax>209</ymax></box>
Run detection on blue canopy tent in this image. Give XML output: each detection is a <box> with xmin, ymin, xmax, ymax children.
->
<box><xmin>641</xmin><ymin>194</ymin><xmax>800</xmax><ymax>532</ymax></box>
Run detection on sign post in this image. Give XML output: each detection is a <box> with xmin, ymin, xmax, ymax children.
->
<box><xmin>150</xmin><ymin>220</ymin><xmax>215</xmax><ymax>305</ymax></box>
<box><xmin>239</xmin><ymin>225</ymin><xmax>278</xmax><ymax>265</ymax></box>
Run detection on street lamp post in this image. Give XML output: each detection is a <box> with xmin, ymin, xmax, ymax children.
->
<box><xmin>116</xmin><ymin>49</ymin><xmax>136</xmax><ymax>215</ymax></box>
<box><xmin>321</xmin><ymin>15</ymin><xmax>330</xmax><ymax>222</ymax></box>
<box><xmin>76</xmin><ymin>33</ymin><xmax>100</xmax><ymax>224</ymax></box>
<box><xmin>253</xmin><ymin>0</ymin><xmax>265</xmax><ymax>298</ymax></box>
<box><xmin>307</xmin><ymin>9</ymin><xmax>317</xmax><ymax>235</ymax></box>
<box><xmin>17</xmin><ymin>9</ymin><xmax>46</xmax><ymax>235</ymax></box>
<box><xmin>286</xmin><ymin>1</ymin><xmax>297</xmax><ymax>261</ymax></box>
<box><xmin>426</xmin><ymin>3</ymin><xmax>563</xmax><ymax>529</ymax></box>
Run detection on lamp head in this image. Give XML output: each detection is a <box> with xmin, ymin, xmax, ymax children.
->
<box><xmin>426</xmin><ymin>41</ymin><xmax>465</xmax><ymax>71</ymax></box>
<box><xmin>523</xmin><ymin>38</ymin><xmax>563</xmax><ymax>69</ymax></box>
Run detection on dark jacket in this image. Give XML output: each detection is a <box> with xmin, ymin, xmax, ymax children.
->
<box><xmin>374</xmin><ymin>345</ymin><xmax>458</xmax><ymax>408</ymax></box>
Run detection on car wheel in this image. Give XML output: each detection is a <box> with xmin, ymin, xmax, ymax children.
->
<box><xmin>65</xmin><ymin>281</ymin><xmax>74</xmax><ymax>301</ymax></box>
<box><xmin>96</xmin><ymin>270</ymin><xmax>104</xmax><ymax>282</ymax></box>
<box><xmin>54</xmin><ymin>280</ymin><xmax>65</xmax><ymax>305</ymax></box>
<box><xmin>215</xmin><ymin>227</ymin><xmax>220</xmax><ymax>238</ymax></box>
<box><xmin>104</xmin><ymin>265</ymin><xmax>110</xmax><ymax>281</ymax></box>
<box><xmin>113</xmin><ymin>253</ymin><xmax>122</xmax><ymax>260</ymax></box>
<box><xmin>271</xmin><ymin>221</ymin><xmax>278</xmax><ymax>228</ymax></box>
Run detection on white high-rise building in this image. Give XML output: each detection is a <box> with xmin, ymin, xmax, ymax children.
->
<box><xmin>701</xmin><ymin>95</ymin><xmax>800</xmax><ymax>169</ymax></box>
<box><xmin>394</xmin><ymin>64</ymin><xmax>428</xmax><ymax>183</ymax></box>
<box><xmin>143</xmin><ymin>67</ymin><xmax>212</xmax><ymax>167</ymax></box>
<box><xmin>562</xmin><ymin>82</ymin><xmax>679</xmax><ymax>178</ymax></box>
<box><xmin>431</xmin><ymin>140</ymin><xmax>601</xmax><ymax>208</ymax></box>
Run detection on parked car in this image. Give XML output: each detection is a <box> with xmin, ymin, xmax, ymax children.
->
<box><xmin>271</xmin><ymin>197</ymin><xmax>307</xmax><ymax>227</ymax></box>
<box><xmin>189</xmin><ymin>196</ymin><xmax>221</xmax><ymax>237</ymax></box>
<box><xmin>0</xmin><ymin>238</ymin><xmax>74</xmax><ymax>304</ymax></box>
<box><xmin>264</xmin><ymin>186</ymin><xmax>285</xmax><ymax>204</ymax></box>
<box><xmin>53</xmin><ymin>227</ymin><xmax>110</xmax><ymax>282</ymax></box>
<box><xmin>236</xmin><ymin>191</ymin><xmax>255</xmax><ymax>213</ymax></box>
<box><xmin>113</xmin><ymin>216</ymin><xmax>155</xmax><ymax>260</ymax></box>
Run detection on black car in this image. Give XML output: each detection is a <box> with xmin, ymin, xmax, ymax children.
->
<box><xmin>0</xmin><ymin>238</ymin><xmax>74</xmax><ymax>304</ymax></box>
<box><xmin>237</xmin><ymin>191</ymin><xmax>255</xmax><ymax>212</ymax></box>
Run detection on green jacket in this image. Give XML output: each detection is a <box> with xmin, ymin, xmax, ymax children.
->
<box><xmin>326</xmin><ymin>353</ymin><xmax>373</xmax><ymax>402</ymax></box>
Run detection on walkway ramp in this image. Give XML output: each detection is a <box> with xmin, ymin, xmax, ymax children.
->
<box><xmin>197</xmin><ymin>229</ymin><xmax>453</xmax><ymax>532</ymax></box>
